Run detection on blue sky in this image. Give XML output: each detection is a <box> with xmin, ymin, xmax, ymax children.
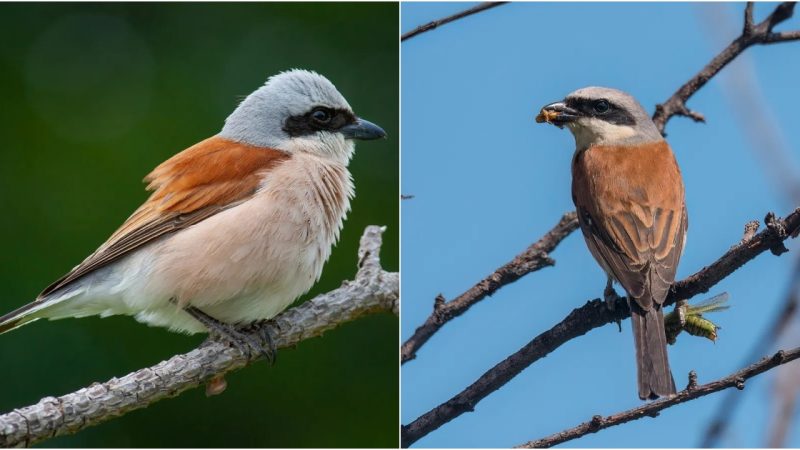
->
<box><xmin>401</xmin><ymin>2</ymin><xmax>800</xmax><ymax>448</ymax></box>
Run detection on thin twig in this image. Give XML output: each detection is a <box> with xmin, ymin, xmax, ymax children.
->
<box><xmin>516</xmin><ymin>347</ymin><xmax>800</xmax><ymax>448</ymax></box>
<box><xmin>401</xmin><ymin>209</ymin><xmax>800</xmax><ymax>447</ymax></box>
<box><xmin>401</xmin><ymin>212</ymin><xmax>578</xmax><ymax>363</ymax></box>
<box><xmin>0</xmin><ymin>226</ymin><xmax>398</xmax><ymax>448</ymax></box>
<box><xmin>652</xmin><ymin>2</ymin><xmax>800</xmax><ymax>133</ymax></box>
<box><xmin>401</xmin><ymin>2</ymin><xmax>508</xmax><ymax>41</ymax></box>
<box><xmin>697</xmin><ymin>3</ymin><xmax>800</xmax><ymax>203</ymax></box>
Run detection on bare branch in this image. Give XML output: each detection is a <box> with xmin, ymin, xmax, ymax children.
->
<box><xmin>401</xmin><ymin>209</ymin><xmax>800</xmax><ymax>447</ymax></box>
<box><xmin>401</xmin><ymin>212</ymin><xmax>578</xmax><ymax>363</ymax></box>
<box><xmin>516</xmin><ymin>347</ymin><xmax>800</xmax><ymax>448</ymax></box>
<box><xmin>0</xmin><ymin>226</ymin><xmax>398</xmax><ymax>448</ymax></box>
<box><xmin>401</xmin><ymin>2</ymin><xmax>508</xmax><ymax>41</ymax></box>
<box><xmin>652</xmin><ymin>2</ymin><xmax>800</xmax><ymax>133</ymax></box>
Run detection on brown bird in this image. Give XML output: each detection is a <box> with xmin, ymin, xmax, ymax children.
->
<box><xmin>537</xmin><ymin>87</ymin><xmax>685</xmax><ymax>400</ymax></box>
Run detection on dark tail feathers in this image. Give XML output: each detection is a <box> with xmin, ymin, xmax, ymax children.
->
<box><xmin>630</xmin><ymin>301</ymin><xmax>676</xmax><ymax>400</ymax></box>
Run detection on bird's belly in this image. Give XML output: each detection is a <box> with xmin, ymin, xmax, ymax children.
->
<box><xmin>117</xmin><ymin>192</ymin><xmax>339</xmax><ymax>332</ymax></box>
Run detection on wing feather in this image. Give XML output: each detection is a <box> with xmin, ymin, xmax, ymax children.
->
<box><xmin>572</xmin><ymin>142</ymin><xmax>686</xmax><ymax>310</ymax></box>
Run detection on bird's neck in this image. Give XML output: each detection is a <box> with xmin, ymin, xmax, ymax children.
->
<box><xmin>568</xmin><ymin>119</ymin><xmax>663</xmax><ymax>152</ymax></box>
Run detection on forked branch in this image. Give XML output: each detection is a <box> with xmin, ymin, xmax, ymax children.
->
<box><xmin>652</xmin><ymin>2</ymin><xmax>800</xmax><ymax>133</ymax></box>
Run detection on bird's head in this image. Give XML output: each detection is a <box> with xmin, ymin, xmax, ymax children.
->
<box><xmin>221</xmin><ymin>69</ymin><xmax>386</xmax><ymax>163</ymax></box>
<box><xmin>536</xmin><ymin>86</ymin><xmax>662</xmax><ymax>150</ymax></box>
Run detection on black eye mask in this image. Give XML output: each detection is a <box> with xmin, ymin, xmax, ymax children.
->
<box><xmin>283</xmin><ymin>107</ymin><xmax>357</xmax><ymax>137</ymax></box>
<box><xmin>566</xmin><ymin>97</ymin><xmax>637</xmax><ymax>127</ymax></box>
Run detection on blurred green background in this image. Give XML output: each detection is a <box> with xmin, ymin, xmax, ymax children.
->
<box><xmin>0</xmin><ymin>2</ymin><xmax>398</xmax><ymax>447</ymax></box>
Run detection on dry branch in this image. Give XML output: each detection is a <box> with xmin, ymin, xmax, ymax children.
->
<box><xmin>401</xmin><ymin>209</ymin><xmax>800</xmax><ymax>447</ymax></box>
<box><xmin>401</xmin><ymin>2</ymin><xmax>508</xmax><ymax>41</ymax></box>
<box><xmin>0</xmin><ymin>226</ymin><xmax>398</xmax><ymax>448</ymax></box>
<box><xmin>401</xmin><ymin>212</ymin><xmax>578</xmax><ymax>363</ymax></box>
<box><xmin>516</xmin><ymin>347</ymin><xmax>800</xmax><ymax>448</ymax></box>
<box><xmin>652</xmin><ymin>2</ymin><xmax>800</xmax><ymax>133</ymax></box>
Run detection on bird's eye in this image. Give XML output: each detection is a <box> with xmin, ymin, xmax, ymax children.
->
<box><xmin>593</xmin><ymin>100</ymin><xmax>610</xmax><ymax>114</ymax></box>
<box><xmin>311</xmin><ymin>108</ymin><xmax>332</xmax><ymax>123</ymax></box>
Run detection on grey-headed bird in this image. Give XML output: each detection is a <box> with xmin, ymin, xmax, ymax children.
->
<box><xmin>537</xmin><ymin>87</ymin><xmax>685</xmax><ymax>399</ymax></box>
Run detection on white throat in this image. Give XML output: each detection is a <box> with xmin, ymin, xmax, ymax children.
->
<box><xmin>283</xmin><ymin>134</ymin><xmax>356</xmax><ymax>166</ymax></box>
<box><xmin>567</xmin><ymin>118</ymin><xmax>637</xmax><ymax>150</ymax></box>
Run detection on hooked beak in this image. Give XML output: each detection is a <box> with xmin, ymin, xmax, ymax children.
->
<box><xmin>340</xmin><ymin>118</ymin><xmax>387</xmax><ymax>140</ymax></box>
<box><xmin>535</xmin><ymin>101</ymin><xmax>580</xmax><ymax>128</ymax></box>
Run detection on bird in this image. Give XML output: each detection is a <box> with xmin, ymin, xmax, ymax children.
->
<box><xmin>0</xmin><ymin>69</ymin><xmax>386</xmax><ymax>359</ymax></box>
<box><xmin>536</xmin><ymin>87</ymin><xmax>686</xmax><ymax>400</ymax></box>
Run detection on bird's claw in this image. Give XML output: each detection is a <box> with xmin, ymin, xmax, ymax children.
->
<box><xmin>211</xmin><ymin>324</ymin><xmax>275</xmax><ymax>363</ymax></box>
<box><xmin>185</xmin><ymin>306</ymin><xmax>276</xmax><ymax>363</ymax></box>
<box><xmin>241</xmin><ymin>320</ymin><xmax>278</xmax><ymax>365</ymax></box>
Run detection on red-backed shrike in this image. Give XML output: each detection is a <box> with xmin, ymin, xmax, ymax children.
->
<box><xmin>0</xmin><ymin>69</ymin><xmax>385</xmax><ymax>358</ymax></box>
<box><xmin>537</xmin><ymin>87</ymin><xmax>685</xmax><ymax>400</ymax></box>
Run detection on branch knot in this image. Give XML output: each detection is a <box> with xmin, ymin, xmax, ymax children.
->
<box><xmin>687</xmin><ymin>370</ymin><xmax>699</xmax><ymax>391</ymax></box>
<box><xmin>741</xmin><ymin>220</ymin><xmax>760</xmax><ymax>243</ymax></box>
<box><xmin>765</xmin><ymin>212</ymin><xmax>790</xmax><ymax>255</ymax></box>
<box><xmin>772</xmin><ymin>349</ymin><xmax>787</xmax><ymax>363</ymax></box>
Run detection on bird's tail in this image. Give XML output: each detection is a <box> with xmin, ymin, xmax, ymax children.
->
<box><xmin>0</xmin><ymin>300</ymin><xmax>47</xmax><ymax>334</ymax></box>
<box><xmin>0</xmin><ymin>288</ymin><xmax>83</xmax><ymax>334</ymax></box>
<box><xmin>630</xmin><ymin>301</ymin><xmax>676</xmax><ymax>400</ymax></box>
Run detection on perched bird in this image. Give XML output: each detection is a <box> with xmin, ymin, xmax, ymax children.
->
<box><xmin>0</xmin><ymin>69</ymin><xmax>386</xmax><ymax>358</ymax></box>
<box><xmin>537</xmin><ymin>87</ymin><xmax>686</xmax><ymax>399</ymax></box>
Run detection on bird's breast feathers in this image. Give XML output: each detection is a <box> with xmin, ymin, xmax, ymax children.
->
<box><xmin>571</xmin><ymin>141</ymin><xmax>686</xmax><ymax>303</ymax></box>
<box><xmin>141</xmin><ymin>148</ymin><xmax>353</xmax><ymax>317</ymax></box>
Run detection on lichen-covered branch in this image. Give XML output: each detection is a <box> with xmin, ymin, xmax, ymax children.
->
<box><xmin>652</xmin><ymin>2</ymin><xmax>800</xmax><ymax>133</ymax></box>
<box><xmin>401</xmin><ymin>2</ymin><xmax>508</xmax><ymax>41</ymax></box>
<box><xmin>0</xmin><ymin>226</ymin><xmax>398</xmax><ymax>448</ymax></box>
<box><xmin>401</xmin><ymin>212</ymin><xmax>578</xmax><ymax>363</ymax></box>
<box><xmin>516</xmin><ymin>347</ymin><xmax>800</xmax><ymax>448</ymax></box>
<box><xmin>401</xmin><ymin>209</ymin><xmax>800</xmax><ymax>447</ymax></box>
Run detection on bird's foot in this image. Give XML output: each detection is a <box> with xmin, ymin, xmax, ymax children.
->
<box><xmin>604</xmin><ymin>279</ymin><xmax>623</xmax><ymax>333</ymax></box>
<box><xmin>240</xmin><ymin>320</ymin><xmax>278</xmax><ymax>365</ymax></box>
<box><xmin>185</xmin><ymin>306</ymin><xmax>275</xmax><ymax>363</ymax></box>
